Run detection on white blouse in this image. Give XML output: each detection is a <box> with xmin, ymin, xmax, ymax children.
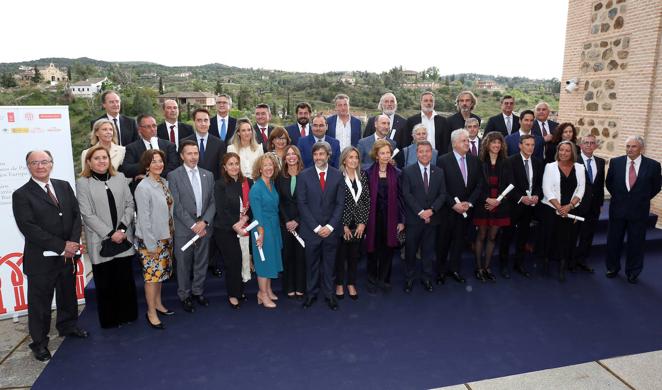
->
<box><xmin>227</xmin><ymin>144</ymin><xmax>264</xmax><ymax>179</ymax></box>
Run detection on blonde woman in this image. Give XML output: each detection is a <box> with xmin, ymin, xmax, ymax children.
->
<box><xmin>81</xmin><ymin>119</ymin><xmax>126</xmax><ymax>170</ymax></box>
<box><xmin>227</xmin><ymin>118</ymin><xmax>264</xmax><ymax>179</ymax></box>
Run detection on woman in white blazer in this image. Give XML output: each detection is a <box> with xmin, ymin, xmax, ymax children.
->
<box><xmin>541</xmin><ymin>141</ymin><xmax>585</xmax><ymax>281</ymax></box>
<box><xmin>81</xmin><ymin>119</ymin><xmax>126</xmax><ymax>171</ymax></box>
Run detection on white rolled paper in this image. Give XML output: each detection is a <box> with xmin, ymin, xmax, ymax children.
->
<box><xmin>496</xmin><ymin>184</ymin><xmax>515</xmax><ymax>202</ymax></box>
<box><xmin>254</xmin><ymin>231</ymin><xmax>266</xmax><ymax>261</ymax></box>
<box><xmin>391</xmin><ymin>148</ymin><xmax>400</xmax><ymax>158</ymax></box>
<box><xmin>292</xmin><ymin>230</ymin><xmax>305</xmax><ymax>248</ymax></box>
<box><xmin>454</xmin><ymin>197</ymin><xmax>468</xmax><ymax>218</ymax></box>
<box><xmin>149</xmin><ymin>137</ymin><xmax>160</xmax><ymax>150</ymax></box>
<box><xmin>389</xmin><ymin>129</ymin><xmax>396</xmax><ymax>140</ymax></box>
<box><xmin>566</xmin><ymin>213</ymin><xmax>585</xmax><ymax>222</ymax></box>
<box><xmin>181</xmin><ymin>223</ymin><xmax>200</xmax><ymax>251</ymax></box>
<box><xmin>236</xmin><ymin>219</ymin><xmax>260</xmax><ymax>238</ymax></box>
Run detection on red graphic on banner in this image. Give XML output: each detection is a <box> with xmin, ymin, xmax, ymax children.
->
<box><xmin>24</xmin><ymin>112</ymin><xmax>34</xmax><ymax>121</ymax></box>
<box><xmin>0</xmin><ymin>252</ymin><xmax>27</xmax><ymax>314</ymax></box>
<box><xmin>7</xmin><ymin>112</ymin><xmax>15</xmax><ymax>122</ymax></box>
<box><xmin>75</xmin><ymin>258</ymin><xmax>85</xmax><ymax>299</ymax></box>
<box><xmin>38</xmin><ymin>114</ymin><xmax>62</xmax><ymax>119</ymax></box>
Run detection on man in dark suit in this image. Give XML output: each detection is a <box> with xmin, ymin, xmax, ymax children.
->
<box><xmin>531</xmin><ymin>101</ymin><xmax>558</xmax><ymax>156</ymax></box>
<box><xmin>90</xmin><ymin>90</ymin><xmax>138</xmax><ymax>146</ymax></box>
<box><xmin>120</xmin><ymin>114</ymin><xmax>179</xmax><ymax>183</ymax></box>
<box><xmin>182</xmin><ymin>108</ymin><xmax>227</xmax><ymax>180</ymax></box>
<box><xmin>357</xmin><ymin>114</ymin><xmax>396</xmax><ymax>170</ymax></box>
<box><xmin>208</xmin><ymin>94</ymin><xmax>237</xmax><ymax>143</ymax></box>
<box><xmin>466</xmin><ymin>118</ymin><xmax>482</xmax><ymax>157</ymax></box>
<box><xmin>363</xmin><ymin>92</ymin><xmax>408</xmax><ymax>148</ymax></box>
<box><xmin>605</xmin><ymin>135</ymin><xmax>661</xmax><ymax>283</ymax></box>
<box><xmin>406</xmin><ymin>91</ymin><xmax>451</xmax><ymax>154</ymax></box>
<box><xmin>285</xmin><ymin>102</ymin><xmax>312</xmax><ymax>146</ymax></box>
<box><xmin>484</xmin><ymin>95</ymin><xmax>520</xmax><ymax>136</ymax></box>
<box><xmin>156</xmin><ymin>99</ymin><xmax>193</xmax><ymax>150</ymax></box>
<box><xmin>12</xmin><ymin>150</ymin><xmax>88</xmax><ymax>362</ymax></box>
<box><xmin>498</xmin><ymin>135</ymin><xmax>543</xmax><ymax>278</ymax></box>
<box><xmin>447</xmin><ymin>91</ymin><xmax>481</xmax><ymax>131</ymax></box>
<box><xmin>402</xmin><ymin>141</ymin><xmax>447</xmax><ymax>293</ymax></box>
<box><xmin>297</xmin><ymin>114</ymin><xmax>341</xmax><ymax>168</ymax></box>
<box><xmin>436</xmin><ymin>129</ymin><xmax>484</xmax><ymax>284</ymax></box>
<box><xmin>505</xmin><ymin>110</ymin><xmax>544</xmax><ymax>160</ymax></box>
<box><xmin>254</xmin><ymin>103</ymin><xmax>274</xmax><ymax>152</ymax></box>
<box><xmin>297</xmin><ymin>141</ymin><xmax>346</xmax><ymax>311</ymax></box>
<box><xmin>326</xmin><ymin>94</ymin><xmax>361</xmax><ymax>150</ymax></box>
<box><xmin>573</xmin><ymin>134</ymin><xmax>605</xmax><ymax>272</ymax></box>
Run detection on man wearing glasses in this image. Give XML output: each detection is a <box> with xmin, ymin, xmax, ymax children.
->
<box><xmin>209</xmin><ymin>94</ymin><xmax>237</xmax><ymax>143</ymax></box>
<box><xmin>13</xmin><ymin>150</ymin><xmax>88</xmax><ymax>362</ymax></box>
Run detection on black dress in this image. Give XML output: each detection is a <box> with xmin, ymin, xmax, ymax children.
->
<box><xmin>544</xmin><ymin>166</ymin><xmax>580</xmax><ymax>262</ymax></box>
<box><xmin>473</xmin><ymin>161</ymin><xmax>511</xmax><ymax>227</ymax></box>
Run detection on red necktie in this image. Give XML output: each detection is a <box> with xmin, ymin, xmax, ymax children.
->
<box><xmin>260</xmin><ymin>127</ymin><xmax>268</xmax><ymax>144</ymax></box>
<box><xmin>629</xmin><ymin>160</ymin><xmax>637</xmax><ymax>189</ymax></box>
<box><xmin>300</xmin><ymin>125</ymin><xmax>306</xmax><ymax>137</ymax></box>
<box><xmin>319</xmin><ymin>171</ymin><xmax>326</xmax><ymax>191</ymax></box>
<box><xmin>169</xmin><ymin>125</ymin><xmax>176</xmax><ymax>143</ymax></box>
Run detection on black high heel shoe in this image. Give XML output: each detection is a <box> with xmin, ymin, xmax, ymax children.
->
<box><xmin>475</xmin><ymin>268</ymin><xmax>486</xmax><ymax>282</ymax></box>
<box><xmin>156</xmin><ymin>308</ymin><xmax>175</xmax><ymax>316</ymax></box>
<box><xmin>145</xmin><ymin>313</ymin><xmax>165</xmax><ymax>330</ymax></box>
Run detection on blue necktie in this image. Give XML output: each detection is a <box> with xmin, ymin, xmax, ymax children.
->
<box><xmin>586</xmin><ymin>158</ymin><xmax>593</xmax><ymax>183</ymax></box>
<box><xmin>199</xmin><ymin>138</ymin><xmax>205</xmax><ymax>162</ymax></box>
<box><xmin>220</xmin><ymin>118</ymin><xmax>227</xmax><ymax>140</ymax></box>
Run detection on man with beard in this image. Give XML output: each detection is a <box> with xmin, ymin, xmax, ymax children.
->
<box><xmin>363</xmin><ymin>92</ymin><xmax>408</xmax><ymax>148</ymax></box>
<box><xmin>357</xmin><ymin>114</ymin><xmax>396</xmax><ymax>170</ymax></box>
<box><xmin>447</xmin><ymin>91</ymin><xmax>481</xmax><ymax>131</ymax></box>
<box><xmin>286</xmin><ymin>102</ymin><xmax>313</xmax><ymax>145</ymax></box>
<box><xmin>254</xmin><ymin>103</ymin><xmax>274</xmax><ymax>152</ymax></box>
<box><xmin>406</xmin><ymin>91</ymin><xmax>451</xmax><ymax>154</ymax></box>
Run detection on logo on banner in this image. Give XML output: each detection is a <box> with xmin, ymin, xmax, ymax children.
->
<box><xmin>7</xmin><ymin>112</ymin><xmax>15</xmax><ymax>122</ymax></box>
<box><xmin>38</xmin><ymin>113</ymin><xmax>62</xmax><ymax>119</ymax></box>
<box><xmin>47</xmin><ymin>127</ymin><xmax>62</xmax><ymax>132</ymax></box>
<box><xmin>24</xmin><ymin>112</ymin><xmax>34</xmax><ymax>121</ymax></box>
<box><xmin>11</xmin><ymin>128</ymin><xmax>29</xmax><ymax>134</ymax></box>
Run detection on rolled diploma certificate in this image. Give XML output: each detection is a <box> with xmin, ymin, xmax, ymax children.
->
<box><xmin>181</xmin><ymin>223</ymin><xmax>200</xmax><ymax>251</ymax></box>
<box><xmin>560</xmin><ymin>212</ymin><xmax>585</xmax><ymax>222</ymax></box>
<box><xmin>391</xmin><ymin>148</ymin><xmax>400</xmax><ymax>159</ymax></box>
<box><xmin>254</xmin><ymin>231</ymin><xmax>266</xmax><ymax>261</ymax></box>
<box><xmin>389</xmin><ymin>129</ymin><xmax>396</xmax><ymax>140</ymax></box>
<box><xmin>454</xmin><ymin>197</ymin><xmax>468</xmax><ymax>218</ymax></box>
<box><xmin>496</xmin><ymin>184</ymin><xmax>515</xmax><ymax>202</ymax></box>
<box><xmin>237</xmin><ymin>219</ymin><xmax>260</xmax><ymax>238</ymax></box>
<box><xmin>292</xmin><ymin>230</ymin><xmax>305</xmax><ymax>248</ymax></box>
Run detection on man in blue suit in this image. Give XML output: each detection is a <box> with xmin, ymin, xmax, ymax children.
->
<box><xmin>285</xmin><ymin>102</ymin><xmax>312</xmax><ymax>146</ymax></box>
<box><xmin>505</xmin><ymin>110</ymin><xmax>544</xmax><ymax>160</ymax></box>
<box><xmin>357</xmin><ymin>114</ymin><xmax>396</xmax><ymax>170</ymax></box>
<box><xmin>297</xmin><ymin>141</ymin><xmax>346</xmax><ymax>311</ymax></box>
<box><xmin>297</xmin><ymin>114</ymin><xmax>341</xmax><ymax>168</ymax></box>
<box><xmin>326</xmin><ymin>94</ymin><xmax>361</xmax><ymax>151</ymax></box>
<box><xmin>605</xmin><ymin>136</ymin><xmax>661</xmax><ymax>283</ymax></box>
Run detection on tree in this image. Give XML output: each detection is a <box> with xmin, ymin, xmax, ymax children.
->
<box><xmin>214</xmin><ymin>80</ymin><xmax>223</xmax><ymax>95</ymax></box>
<box><xmin>237</xmin><ymin>85</ymin><xmax>252</xmax><ymax>110</ymax></box>
<box><xmin>158</xmin><ymin>76</ymin><xmax>164</xmax><ymax>94</ymax></box>
<box><xmin>0</xmin><ymin>73</ymin><xmax>17</xmax><ymax>88</ymax></box>
<box><xmin>71</xmin><ymin>63</ymin><xmax>96</xmax><ymax>81</ymax></box>
<box><xmin>66</xmin><ymin>67</ymin><xmax>72</xmax><ymax>82</ymax></box>
<box><xmin>31</xmin><ymin>66</ymin><xmax>43</xmax><ymax>83</ymax></box>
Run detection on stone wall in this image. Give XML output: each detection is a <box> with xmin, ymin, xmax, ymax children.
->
<box><xmin>560</xmin><ymin>0</ymin><xmax>662</xmax><ymax>226</ymax></box>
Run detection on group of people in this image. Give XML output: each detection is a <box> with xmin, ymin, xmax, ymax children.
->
<box><xmin>12</xmin><ymin>89</ymin><xmax>661</xmax><ymax>362</ymax></box>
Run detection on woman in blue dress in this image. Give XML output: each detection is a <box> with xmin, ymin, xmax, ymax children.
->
<box><xmin>249</xmin><ymin>153</ymin><xmax>283</xmax><ymax>309</ymax></box>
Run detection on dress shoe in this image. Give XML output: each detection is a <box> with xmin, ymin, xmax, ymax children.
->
<box><xmin>606</xmin><ymin>270</ymin><xmax>619</xmax><ymax>278</ymax></box>
<box><xmin>484</xmin><ymin>269</ymin><xmax>496</xmax><ymax>282</ymax></box>
<box><xmin>475</xmin><ymin>269</ymin><xmax>486</xmax><ymax>283</ymax></box>
<box><xmin>181</xmin><ymin>297</ymin><xmax>195</xmax><ymax>313</ymax></box>
<box><xmin>404</xmin><ymin>280</ymin><xmax>414</xmax><ymax>293</ymax></box>
<box><xmin>335</xmin><ymin>293</ymin><xmax>345</xmax><ymax>300</ymax></box>
<box><xmin>193</xmin><ymin>295</ymin><xmax>210</xmax><ymax>307</ymax></box>
<box><xmin>211</xmin><ymin>267</ymin><xmax>223</xmax><ymax>278</ymax></box>
<box><xmin>349</xmin><ymin>293</ymin><xmax>359</xmax><ymax>301</ymax></box>
<box><xmin>228</xmin><ymin>298</ymin><xmax>240</xmax><ymax>309</ymax></box>
<box><xmin>302</xmin><ymin>296</ymin><xmax>317</xmax><ymax>308</ymax></box>
<box><xmin>448</xmin><ymin>272</ymin><xmax>466</xmax><ymax>284</ymax></box>
<box><xmin>435</xmin><ymin>275</ymin><xmax>446</xmax><ymax>285</ymax></box>
<box><xmin>422</xmin><ymin>280</ymin><xmax>433</xmax><ymax>292</ymax></box>
<box><xmin>257</xmin><ymin>293</ymin><xmax>276</xmax><ymax>308</ymax></box>
<box><xmin>325</xmin><ymin>297</ymin><xmax>339</xmax><ymax>311</ymax></box>
<box><xmin>32</xmin><ymin>346</ymin><xmax>51</xmax><ymax>362</ymax></box>
<box><xmin>627</xmin><ymin>274</ymin><xmax>638</xmax><ymax>284</ymax></box>
<box><xmin>500</xmin><ymin>268</ymin><xmax>511</xmax><ymax>279</ymax></box>
<box><xmin>514</xmin><ymin>265</ymin><xmax>531</xmax><ymax>278</ymax></box>
<box><xmin>576</xmin><ymin>262</ymin><xmax>594</xmax><ymax>273</ymax></box>
<box><xmin>156</xmin><ymin>308</ymin><xmax>175</xmax><ymax>316</ymax></box>
<box><xmin>58</xmin><ymin>327</ymin><xmax>88</xmax><ymax>339</ymax></box>
<box><xmin>145</xmin><ymin>313</ymin><xmax>165</xmax><ymax>330</ymax></box>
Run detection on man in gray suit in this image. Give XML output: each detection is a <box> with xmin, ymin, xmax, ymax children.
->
<box><xmin>357</xmin><ymin>114</ymin><xmax>396</xmax><ymax>170</ymax></box>
<box><xmin>167</xmin><ymin>140</ymin><xmax>216</xmax><ymax>313</ymax></box>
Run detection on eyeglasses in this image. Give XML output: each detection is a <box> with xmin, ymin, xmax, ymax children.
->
<box><xmin>140</xmin><ymin>124</ymin><xmax>157</xmax><ymax>129</ymax></box>
<box><xmin>28</xmin><ymin>160</ymin><xmax>52</xmax><ymax>167</ymax></box>
<box><xmin>312</xmin><ymin>124</ymin><xmax>326</xmax><ymax>128</ymax></box>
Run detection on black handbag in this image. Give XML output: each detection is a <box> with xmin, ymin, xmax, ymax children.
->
<box><xmin>100</xmin><ymin>238</ymin><xmax>132</xmax><ymax>258</ymax></box>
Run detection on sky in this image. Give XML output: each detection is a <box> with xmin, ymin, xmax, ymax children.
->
<box><xmin>3</xmin><ymin>0</ymin><xmax>568</xmax><ymax>79</ymax></box>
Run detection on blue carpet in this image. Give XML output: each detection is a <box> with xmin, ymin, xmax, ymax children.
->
<box><xmin>33</xmin><ymin>208</ymin><xmax>662</xmax><ymax>389</ymax></box>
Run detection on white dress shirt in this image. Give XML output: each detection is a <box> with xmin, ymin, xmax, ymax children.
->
<box><xmin>165</xmin><ymin>120</ymin><xmax>179</xmax><ymax>149</ymax></box>
<box><xmin>335</xmin><ymin>116</ymin><xmax>352</xmax><ymax>151</ymax></box>
<box><xmin>580</xmin><ymin>152</ymin><xmax>596</xmax><ymax>183</ymax></box>
<box><xmin>503</xmin><ymin>113</ymin><xmax>514</xmax><ymax>133</ymax></box>
<box><xmin>421</xmin><ymin>112</ymin><xmax>437</xmax><ymax>149</ymax></box>
<box><xmin>625</xmin><ymin>155</ymin><xmax>642</xmax><ymax>191</ymax></box>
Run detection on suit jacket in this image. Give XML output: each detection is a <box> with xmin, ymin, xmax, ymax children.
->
<box><xmin>286</xmin><ymin>123</ymin><xmax>308</xmax><ymax>147</ymax></box>
<box><xmin>406</xmin><ymin>113</ymin><xmax>451</xmax><ymax>154</ymax></box>
<box><xmin>12</xmin><ymin>179</ymin><xmax>82</xmax><ymax>276</ymax></box>
<box><xmin>276</xmin><ymin>175</ymin><xmax>300</xmax><ymax>224</ymax></box>
<box><xmin>134</xmin><ymin>176</ymin><xmax>173</xmax><ymax>251</ymax></box>
<box><xmin>606</xmin><ymin>155</ymin><xmax>662</xmax><ymax>220</ymax></box>
<box><xmin>507</xmin><ymin>153</ymin><xmax>544</xmax><ymax>202</ymax></box>
<box><xmin>297</xmin><ymin>134</ymin><xmax>341</xmax><ymax>168</ymax></box>
<box><xmin>401</xmin><ymin>163</ymin><xmax>447</xmax><ymax>226</ymax></box>
<box><xmin>167</xmin><ymin>165</ymin><xmax>216</xmax><ymax>238</ymax></box>
<box><xmin>340</xmin><ymin>170</ymin><xmax>371</xmax><ymax>228</ymax></box>
<box><xmin>120</xmin><ymin>138</ymin><xmax>179</xmax><ymax>179</ymax></box>
<box><xmin>76</xmin><ymin>173</ymin><xmax>135</xmax><ymax>265</ymax></box>
<box><xmin>363</xmin><ymin>113</ymin><xmax>408</xmax><ymax>148</ymax></box>
<box><xmin>91</xmin><ymin>114</ymin><xmax>138</xmax><ymax>146</ymax></box>
<box><xmin>254</xmin><ymin>124</ymin><xmax>275</xmax><ymax>152</ymax></box>
<box><xmin>468</xmin><ymin>137</ymin><xmax>482</xmax><ymax>158</ymax></box>
<box><xmin>484</xmin><ymin>114</ymin><xmax>520</xmax><ymax>136</ymax></box>
<box><xmin>181</xmin><ymin>134</ymin><xmax>226</xmax><ymax>180</ymax></box>
<box><xmin>157</xmin><ymin>121</ymin><xmax>194</xmax><ymax>147</ymax></box>
<box><xmin>505</xmin><ymin>132</ymin><xmax>544</xmax><ymax>160</ymax></box>
<box><xmin>357</xmin><ymin>135</ymin><xmax>396</xmax><ymax>171</ymax></box>
<box><xmin>296</xmin><ymin>166</ymin><xmax>345</xmax><ymax>241</ymax></box>
<box><xmin>578</xmin><ymin>154</ymin><xmax>606</xmax><ymax>215</ymax></box>
<box><xmin>447</xmin><ymin>112</ymin><xmax>481</xmax><ymax>132</ymax></box>
<box><xmin>209</xmin><ymin>115</ymin><xmax>237</xmax><ymax>143</ymax></box>
<box><xmin>532</xmin><ymin>120</ymin><xmax>558</xmax><ymax>138</ymax></box>
<box><xmin>326</xmin><ymin>115</ymin><xmax>362</xmax><ymax>147</ymax></box>
<box><xmin>214</xmin><ymin>177</ymin><xmax>253</xmax><ymax>231</ymax></box>
<box><xmin>436</xmin><ymin>151</ymin><xmax>484</xmax><ymax>208</ymax></box>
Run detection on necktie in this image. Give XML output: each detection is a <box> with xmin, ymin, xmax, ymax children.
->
<box><xmin>460</xmin><ymin>156</ymin><xmax>467</xmax><ymax>186</ymax></box>
<box><xmin>169</xmin><ymin>125</ymin><xmax>176</xmax><ymax>143</ymax></box>
<box><xmin>319</xmin><ymin>171</ymin><xmax>326</xmax><ymax>191</ymax></box>
<box><xmin>191</xmin><ymin>168</ymin><xmax>202</xmax><ymax>217</ymax></box>
<box><xmin>199</xmin><ymin>138</ymin><xmax>205</xmax><ymax>162</ymax></box>
<box><xmin>541</xmin><ymin>122</ymin><xmax>548</xmax><ymax>137</ymax></box>
<box><xmin>300</xmin><ymin>125</ymin><xmax>306</xmax><ymax>138</ymax></box>
<box><xmin>113</xmin><ymin>118</ymin><xmax>121</xmax><ymax>144</ymax></box>
<box><xmin>423</xmin><ymin>167</ymin><xmax>429</xmax><ymax>193</ymax></box>
<box><xmin>629</xmin><ymin>160</ymin><xmax>637</xmax><ymax>189</ymax></box>
<box><xmin>45</xmin><ymin>183</ymin><xmax>59</xmax><ymax>207</ymax></box>
<box><xmin>586</xmin><ymin>158</ymin><xmax>594</xmax><ymax>184</ymax></box>
<box><xmin>220</xmin><ymin>118</ymin><xmax>227</xmax><ymax>140</ymax></box>
<box><xmin>471</xmin><ymin>141</ymin><xmax>477</xmax><ymax>156</ymax></box>
<box><xmin>524</xmin><ymin>159</ymin><xmax>531</xmax><ymax>189</ymax></box>
<box><xmin>506</xmin><ymin>116</ymin><xmax>512</xmax><ymax>133</ymax></box>
<box><xmin>260</xmin><ymin>127</ymin><xmax>268</xmax><ymax>144</ymax></box>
